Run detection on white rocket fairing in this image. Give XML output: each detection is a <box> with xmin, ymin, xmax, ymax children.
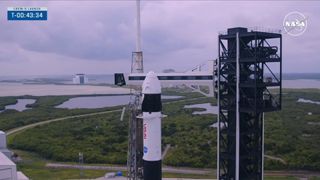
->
<box><xmin>141</xmin><ymin>71</ymin><xmax>162</xmax><ymax>180</ymax></box>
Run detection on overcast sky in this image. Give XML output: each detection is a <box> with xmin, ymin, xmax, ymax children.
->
<box><xmin>0</xmin><ymin>1</ymin><xmax>319</xmax><ymax>76</ymax></box>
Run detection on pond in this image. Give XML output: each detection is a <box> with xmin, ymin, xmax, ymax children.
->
<box><xmin>56</xmin><ymin>95</ymin><xmax>183</xmax><ymax>109</ymax></box>
<box><xmin>2</xmin><ymin>99</ymin><xmax>36</xmax><ymax>112</ymax></box>
<box><xmin>184</xmin><ymin>103</ymin><xmax>222</xmax><ymax>128</ymax></box>
<box><xmin>184</xmin><ymin>103</ymin><xmax>218</xmax><ymax>115</ymax></box>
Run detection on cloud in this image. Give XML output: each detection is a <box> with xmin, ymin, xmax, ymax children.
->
<box><xmin>0</xmin><ymin>1</ymin><xmax>319</xmax><ymax>75</ymax></box>
<box><xmin>0</xmin><ymin>43</ymin><xmax>29</xmax><ymax>62</ymax></box>
<box><xmin>0</xmin><ymin>1</ymin><xmax>136</xmax><ymax>61</ymax></box>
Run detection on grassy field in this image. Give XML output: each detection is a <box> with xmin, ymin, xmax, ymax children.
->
<box><xmin>13</xmin><ymin>149</ymin><xmax>300</xmax><ymax>180</ymax></box>
<box><xmin>13</xmin><ymin>150</ymin><xmax>108</xmax><ymax>180</ymax></box>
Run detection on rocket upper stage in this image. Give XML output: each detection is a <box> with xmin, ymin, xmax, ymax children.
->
<box><xmin>142</xmin><ymin>71</ymin><xmax>162</xmax><ymax>113</ymax></box>
<box><xmin>142</xmin><ymin>71</ymin><xmax>162</xmax><ymax>180</ymax></box>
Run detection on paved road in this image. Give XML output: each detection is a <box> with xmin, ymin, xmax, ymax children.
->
<box><xmin>6</xmin><ymin>109</ymin><xmax>122</xmax><ymax>136</ymax></box>
<box><xmin>47</xmin><ymin>162</ymin><xmax>320</xmax><ymax>178</ymax></box>
<box><xmin>46</xmin><ymin>163</ymin><xmax>213</xmax><ymax>175</ymax></box>
<box><xmin>265</xmin><ymin>170</ymin><xmax>320</xmax><ymax>177</ymax></box>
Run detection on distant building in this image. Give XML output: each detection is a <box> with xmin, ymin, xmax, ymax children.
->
<box><xmin>73</xmin><ymin>74</ymin><xmax>88</xmax><ymax>84</ymax></box>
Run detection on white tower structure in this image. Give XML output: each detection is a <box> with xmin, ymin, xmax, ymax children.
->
<box><xmin>131</xmin><ymin>0</ymin><xmax>143</xmax><ymax>73</ymax></box>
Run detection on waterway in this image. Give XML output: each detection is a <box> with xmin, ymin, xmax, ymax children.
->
<box><xmin>2</xmin><ymin>99</ymin><xmax>36</xmax><ymax>112</ymax></box>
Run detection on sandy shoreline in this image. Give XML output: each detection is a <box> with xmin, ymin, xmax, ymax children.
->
<box><xmin>0</xmin><ymin>83</ymin><xmax>130</xmax><ymax>97</ymax></box>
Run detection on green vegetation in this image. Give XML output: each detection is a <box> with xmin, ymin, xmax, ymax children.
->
<box><xmin>13</xmin><ymin>150</ymin><xmax>107</xmax><ymax>180</ymax></box>
<box><xmin>310</xmin><ymin>177</ymin><xmax>320</xmax><ymax>180</ymax></box>
<box><xmin>0</xmin><ymin>95</ymin><xmax>125</xmax><ymax>131</ymax></box>
<box><xmin>9</xmin><ymin>96</ymin><xmax>214</xmax><ymax>167</ymax></box>
<box><xmin>162</xmin><ymin>98</ymin><xmax>216</xmax><ymax>168</ymax></box>
<box><xmin>264</xmin><ymin>89</ymin><xmax>320</xmax><ymax>170</ymax></box>
<box><xmin>0</xmin><ymin>96</ymin><xmax>17</xmax><ymax>110</ymax></box>
<box><xmin>0</xmin><ymin>89</ymin><xmax>201</xmax><ymax>131</ymax></box>
<box><xmin>2</xmin><ymin>88</ymin><xmax>320</xmax><ymax>179</ymax></box>
<box><xmin>10</xmin><ymin>112</ymin><xmax>128</xmax><ymax>164</ymax></box>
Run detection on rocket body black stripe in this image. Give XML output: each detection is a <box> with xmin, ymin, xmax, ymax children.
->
<box><xmin>142</xmin><ymin>94</ymin><xmax>162</xmax><ymax>112</ymax></box>
<box><xmin>143</xmin><ymin>160</ymin><xmax>161</xmax><ymax>180</ymax></box>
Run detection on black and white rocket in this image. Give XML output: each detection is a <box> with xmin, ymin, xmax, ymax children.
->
<box><xmin>141</xmin><ymin>71</ymin><xmax>162</xmax><ymax>180</ymax></box>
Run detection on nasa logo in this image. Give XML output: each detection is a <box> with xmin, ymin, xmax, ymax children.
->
<box><xmin>143</xmin><ymin>146</ymin><xmax>148</xmax><ymax>154</ymax></box>
<box><xmin>283</xmin><ymin>11</ymin><xmax>307</xmax><ymax>36</ymax></box>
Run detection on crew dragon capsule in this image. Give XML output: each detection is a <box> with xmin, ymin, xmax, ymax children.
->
<box><xmin>141</xmin><ymin>71</ymin><xmax>163</xmax><ymax>180</ymax></box>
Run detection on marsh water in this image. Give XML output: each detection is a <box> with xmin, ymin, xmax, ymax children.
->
<box><xmin>2</xmin><ymin>99</ymin><xmax>36</xmax><ymax>112</ymax></box>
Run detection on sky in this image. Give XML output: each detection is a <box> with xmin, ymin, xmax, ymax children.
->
<box><xmin>0</xmin><ymin>1</ymin><xmax>319</xmax><ymax>76</ymax></box>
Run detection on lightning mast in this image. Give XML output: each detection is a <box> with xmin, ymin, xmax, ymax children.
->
<box><xmin>127</xmin><ymin>0</ymin><xmax>144</xmax><ymax>179</ymax></box>
<box><xmin>131</xmin><ymin>0</ymin><xmax>143</xmax><ymax>73</ymax></box>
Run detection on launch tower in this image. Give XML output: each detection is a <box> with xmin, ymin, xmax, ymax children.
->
<box><xmin>217</xmin><ymin>27</ymin><xmax>282</xmax><ymax>179</ymax></box>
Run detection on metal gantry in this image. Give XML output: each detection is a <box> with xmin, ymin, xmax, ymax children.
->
<box><xmin>217</xmin><ymin>27</ymin><xmax>282</xmax><ymax>180</ymax></box>
<box><xmin>127</xmin><ymin>0</ymin><xmax>144</xmax><ymax>177</ymax></box>
<box><xmin>127</xmin><ymin>91</ymin><xmax>144</xmax><ymax>180</ymax></box>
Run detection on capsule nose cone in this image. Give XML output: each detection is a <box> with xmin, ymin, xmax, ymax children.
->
<box><xmin>142</xmin><ymin>71</ymin><xmax>161</xmax><ymax>94</ymax></box>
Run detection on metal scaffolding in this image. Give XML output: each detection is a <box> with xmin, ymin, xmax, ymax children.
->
<box><xmin>127</xmin><ymin>91</ymin><xmax>144</xmax><ymax>180</ymax></box>
<box><xmin>217</xmin><ymin>27</ymin><xmax>282</xmax><ymax>180</ymax></box>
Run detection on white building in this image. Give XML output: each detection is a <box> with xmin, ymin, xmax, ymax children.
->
<box><xmin>0</xmin><ymin>131</ymin><xmax>29</xmax><ymax>180</ymax></box>
<box><xmin>0</xmin><ymin>152</ymin><xmax>29</xmax><ymax>180</ymax></box>
<box><xmin>0</xmin><ymin>131</ymin><xmax>11</xmax><ymax>158</ymax></box>
<box><xmin>73</xmin><ymin>74</ymin><xmax>88</xmax><ymax>84</ymax></box>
